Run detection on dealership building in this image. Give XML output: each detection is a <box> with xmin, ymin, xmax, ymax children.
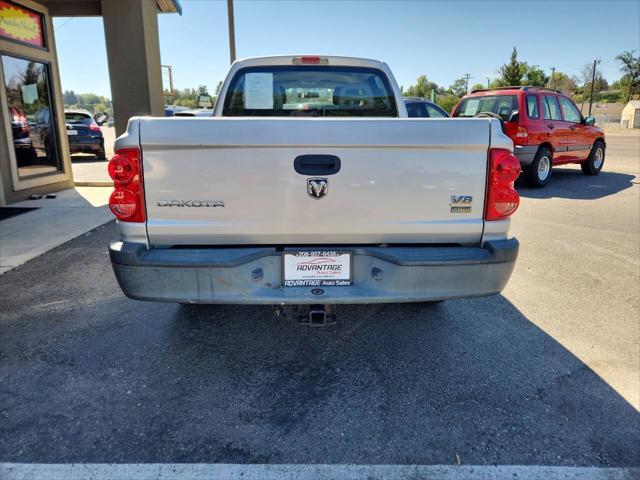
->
<box><xmin>0</xmin><ymin>0</ymin><xmax>180</xmax><ymax>206</ymax></box>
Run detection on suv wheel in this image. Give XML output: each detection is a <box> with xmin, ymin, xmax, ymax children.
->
<box><xmin>581</xmin><ymin>141</ymin><xmax>605</xmax><ymax>175</ymax></box>
<box><xmin>524</xmin><ymin>147</ymin><xmax>553</xmax><ymax>188</ymax></box>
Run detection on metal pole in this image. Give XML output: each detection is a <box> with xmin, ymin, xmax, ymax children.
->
<box><xmin>227</xmin><ymin>0</ymin><xmax>236</xmax><ymax>64</ymax></box>
<box><xmin>486</xmin><ymin>77</ymin><xmax>490</xmax><ymax>88</ymax></box>
<box><xmin>464</xmin><ymin>73</ymin><xmax>471</xmax><ymax>93</ymax></box>
<box><xmin>550</xmin><ymin>67</ymin><xmax>555</xmax><ymax>89</ymax></box>
<box><xmin>588</xmin><ymin>59</ymin><xmax>597</xmax><ymax>117</ymax></box>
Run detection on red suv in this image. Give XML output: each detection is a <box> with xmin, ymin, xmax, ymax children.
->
<box><xmin>452</xmin><ymin>87</ymin><xmax>606</xmax><ymax>187</ymax></box>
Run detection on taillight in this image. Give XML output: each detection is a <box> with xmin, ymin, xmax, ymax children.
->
<box><xmin>515</xmin><ymin>126</ymin><xmax>528</xmax><ymax>140</ymax></box>
<box><xmin>89</xmin><ymin>123</ymin><xmax>101</xmax><ymax>132</ymax></box>
<box><xmin>485</xmin><ymin>148</ymin><xmax>521</xmax><ymax>221</ymax></box>
<box><xmin>292</xmin><ymin>56</ymin><xmax>329</xmax><ymax>65</ymax></box>
<box><xmin>108</xmin><ymin>147</ymin><xmax>145</xmax><ymax>222</ymax></box>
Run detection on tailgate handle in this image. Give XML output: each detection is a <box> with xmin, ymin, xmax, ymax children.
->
<box><xmin>294</xmin><ymin>155</ymin><xmax>341</xmax><ymax>175</ymax></box>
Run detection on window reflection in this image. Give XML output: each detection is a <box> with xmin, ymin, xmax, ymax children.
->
<box><xmin>2</xmin><ymin>54</ymin><xmax>61</xmax><ymax>178</ymax></box>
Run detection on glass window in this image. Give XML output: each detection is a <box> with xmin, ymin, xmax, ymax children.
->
<box><xmin>543</xmin><ymin>95</ymin><xmax>562</xmax><ymax>121</ymax></box>
<box><xmin>2</xmin><ymin>55</ymin><xmax>61</xmax><ymax>178</ymax></box>
<box><xmin>558</xmin><ymin>96</ymin><xmax>582</xmax><ymax>123</ymax></box>
<box><xmin>426</xmin><ymin>103</ymin><xmax>448</xmax><ymax>118</ymax></box>
<box><xmin>406</xmin><ymin>102</ymin><xmax>427</xmax><ymax>117</ymax></box>
<box><xmin>453</xmin><ymin>95</ymin><xmax>518</xmax><ymax>121</ymax></box>
<box><xmin>223</xmin><ymin>66</ymin><xmax>398</xmax><ymax>117</ymax></box>
<box><xmin>65</xmin><ymin>112</ymin><xmax>95</xmax><ymax>126</ymax></box>
<box><xmin>526</xmin><ymin>95</ymin><xmax>539</xmax><ymax>119</ymax></box>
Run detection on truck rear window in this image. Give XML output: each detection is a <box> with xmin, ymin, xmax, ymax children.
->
<box><xmin>222</xmin><ymin>66</ymin><xmax>398</xmax><ymax>117</ymax></box>
<box><xmin>453</xmin><ymin>95</ymin><xmax>518</xmax><ymax>121</ymax></box>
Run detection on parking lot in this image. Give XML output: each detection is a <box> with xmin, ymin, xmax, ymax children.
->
<box><xmin>0</xmin><ymin>135</ymin><xmax>638</xmax><ymax>471</ymax></box>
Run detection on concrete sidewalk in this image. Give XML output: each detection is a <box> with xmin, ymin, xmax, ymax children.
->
<box><xmin>0</xmin><ymin>187</ymin><xmax>113</xmax><ymax>274</ymax></box>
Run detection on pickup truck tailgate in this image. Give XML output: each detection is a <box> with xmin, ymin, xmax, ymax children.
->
<box><xmin>138</xmin><ymin>118</ymin><xmax>492</xmax><ymax>246</ymax></box>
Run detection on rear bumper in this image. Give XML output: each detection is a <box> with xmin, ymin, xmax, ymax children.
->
<box><xmin>109</xmin><ymin>239</ymin><xmax>519</xmax><ymax>305</ymax></box>
<box><xmin>513</xmin><ymin>145</ymin><xmax>538</xmax><ymax>166</ymax></box>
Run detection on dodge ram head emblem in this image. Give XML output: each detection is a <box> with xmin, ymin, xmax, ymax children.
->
<box><xmin>307</xmin><ymin>178</ymin><xmax>328</xmax><ymax>199</ymax></box>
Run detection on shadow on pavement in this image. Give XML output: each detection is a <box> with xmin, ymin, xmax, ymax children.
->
<box><xmin>0</xmin><ymin>222</ymin><xmax>638</xmax><ymax>466</ymax></box>
<box><xmin>518</xmin><ymin>168</ymin><xmax>635</xmax><ymax>200</ymax></box>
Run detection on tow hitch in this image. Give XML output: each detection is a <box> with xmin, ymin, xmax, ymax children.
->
<box><xmin>294</xmin><ymin>304</ymin><xmax>337</xmax><ymax>326</ymax></box>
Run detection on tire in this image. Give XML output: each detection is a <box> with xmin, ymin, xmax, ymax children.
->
<box><xmin>524</xmin><ymin>147</ymin><xmax>553</xmax><ymax>188</ymax></box>
<box><xmin>96</xmin><ymin>147</ymin><xmax>107</xmax><ymax>160</ymax></box>
<box><xmin>581</xmin><ymin>141</ymin><xmax>605</xmax><ymax>176</ymax></box>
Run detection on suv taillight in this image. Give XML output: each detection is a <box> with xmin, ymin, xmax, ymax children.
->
<box><xmin>485</xmin><ymin>148</ymin><xmax>521</xmax><ymax>221</ymax></box>
<box><xmin>108</xmin><ymin>147</ymin><xmax>146</xmax><ymax>223</ymax></box>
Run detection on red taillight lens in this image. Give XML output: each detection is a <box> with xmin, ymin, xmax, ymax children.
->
<box><xmin>485</xmin><ymin>148</ymin><xmax>521</xmax><ymax>221</ymax></box>
<box><xmin>108</xmin><ymin>147</ymin><xmax>145</xmax><ymax>223</ymax></box>
<box><xmin>292</xmin><ymin>56</ymin><xmax>328</xmax><ymax>65</ymax></box>
<box><xmin>89</xmin><ymin>123</ymin><xmax>101</xmax><ymax>132</ymax></box>
<box><xmin>108</xmin><ymin>189</ymin><xmax>138</xmax><ymax>219</ymax></box>
<box><xmin>108</xmin><ymin>154</ymin><xmax>135</xmax><ymax>183</ymax></box>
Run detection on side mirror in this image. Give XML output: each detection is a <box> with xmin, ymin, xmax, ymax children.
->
<box><xmin>584</xmin><ymin>116</ymin><xmax>595</xmax><ymax>126</ymax></box>
<box><xmin>507</xmin><ymin>110</ymin><xmax>519</xmax><ymax>123</ymax></box>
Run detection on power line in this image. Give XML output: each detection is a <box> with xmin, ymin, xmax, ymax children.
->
<box><xmin>54</xmin><ymin>17</ymin><xmax>73</xmax><ymax>31</ymax></box>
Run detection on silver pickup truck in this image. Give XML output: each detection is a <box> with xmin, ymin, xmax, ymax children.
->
<box><xmin>108</xmin><ymin>55</ymin><xmax>520</xmax><ymax>316</ymax></box>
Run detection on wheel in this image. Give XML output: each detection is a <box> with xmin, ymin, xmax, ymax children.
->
<box><xmin>581</xmin><ymin>141</ymin><xmax>605</xmax><ymax>176</ymax></box>
<box><xmin>524</xmin><ymin>147</ymin><xmax>553</xmax><ymax>188</ymax></box>
<box><xmin>96</xmin><ymin>147</ymin><xmax>107</xmax><ymax>160</ymax></box>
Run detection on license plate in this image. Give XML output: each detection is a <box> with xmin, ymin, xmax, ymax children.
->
<box><xmin>283</xmin><ymin>251</ymin><xmax>351</xmax><ymax>287</ymax></box>
<box><xmin>67</xmin><ymin>130</ymin><xmax>78</xmax><ymax>135</ymax></box>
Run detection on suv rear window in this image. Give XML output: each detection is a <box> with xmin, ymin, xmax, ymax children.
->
<box><xmin>222</xmin><ymin>66</ymin><xmax>397</xmax><ymax>117</ymax></box>
<box><xmin>65</xmin><ymin>112</ymin><xmax>94</xmax><ymax>125</ymax></box>
<box><xmin>453</xmin><ymin>95</ymin><xmax>518</xmax><ymax>121</ymax></box>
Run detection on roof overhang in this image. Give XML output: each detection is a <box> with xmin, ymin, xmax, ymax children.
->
<box><xmin>41</xmin><ymin>0</ymin><xmax>182</xmax><ymax>16</ymax></box>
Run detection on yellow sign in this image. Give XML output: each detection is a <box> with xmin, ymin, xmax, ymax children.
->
<box><xmin>0</xmin><ymin>1</ymin><xmax>44</xmax><ymax>48</ymax></box>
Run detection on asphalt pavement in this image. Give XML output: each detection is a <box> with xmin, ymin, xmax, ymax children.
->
<box><xmin>0</xmin><ymin>135</ymin><xmax>638</xmax><ymax>469</ymax></box>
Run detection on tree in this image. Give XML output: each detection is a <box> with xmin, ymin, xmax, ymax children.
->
<box><xmin>214</xmin><ymin>81</ymin><xmax>223</xmax><ymax>96</ymax></box>
<box><xmin>615</xmin><ymin>50</ymin><xmax>640</xmax><ymax>102</ymax></box>
<box><xmin>471</xmin><ymin>82</ymin><xmax>485</xmax><ymax>92</ymax></box>
<box><xmin>449</xmin><ymin>77</ymin><xmax>468</xmax><ymax>97</ymax></box>
<box><xmin>404</xmin><ymin>75</ymin><xmax>439</xmax><ymax>98</ymax></box>
<box><xmin>436</xmin><ymin>94</ymin><xmax>459</xmax><ymax>114</ymax></box>
<box><xmin>498</xmin><ymin>47</ymin><xmax>522</xmax><ymax>86</ymax></box>
<box><xmin>521</xmin><ymin>63</ymin><xmax>549</xmax><ymax>87</ymax></box>
<box><xmin>63</xmin><ymin>90</ymin><xmax>78</xmax><ymax>105</ymax></box>
<box><xmin>546</xmin><ymin>71</ymin><xmax>577</xmax><ymax>96</ymax></box>
<box><xmin>197</xmin><ymin>84</ymin><xmax>210</xmax><ymax>97</ymax></box>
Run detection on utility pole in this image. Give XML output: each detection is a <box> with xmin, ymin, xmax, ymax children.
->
<box><xmin>588</xmin><ymin>58</ymin><xmax>600</xmax><ymax>117</ymax></box>
<box><xmin>161</xmin><ymin>65</ymin><xmax>174</xmax><ymax>96</ymax></box>
<box><xmin>227</xmin><ymin>0</ymin><xmax>236</xmax><ymax>64</ymax></box>
<box><xmin>486</xmin><ymin>77</ymin><xmax>490</xmax><ymax>89</ymax></box>
<box><xmin>464</xmin><ymin>73</ymin><xmax>471</xmax><ymax>93</ymax></box>
<box><xmin>550</xmin><ymin>67</ymin><xmax>555</xmax><ymax>89</ymax></box>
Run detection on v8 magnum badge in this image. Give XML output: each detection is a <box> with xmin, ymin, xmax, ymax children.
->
<box><xmin>450</xmin><ymin>195</ymin><xmax>472</xmax><ymax>213</ymax></box>
<box><xmin>307</xmin><ymin>178</ymin><xmax>328</xmax><ymax>199</ymax></box>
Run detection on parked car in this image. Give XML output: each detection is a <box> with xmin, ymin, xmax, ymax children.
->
<box><xmin>164</xmin><ymin>105</ymin><xmax>191</xmax><ymax>117</ymax></box>
<box><xmin>451</xmin><ymin>87</ymin><xmax>606</xmax><ymax>187</ymax></box>
<box><xmin>31</xmin><ymin>107</ymin><xmax>56</xmax><ymax>160</ymax></box>
<box><xmin>107</xmin><ymin>55</ymin><xmax>520</xmax><ymax>318</ymax></box>
<box><xmin>64</xmin><ymin>109</ymin><xmax>106</xmax><ymax>159</ymax></box>
<box><xmin>8</xmin><ymin>106</ymin><xmax>34</xmax><ymax>165</ymax></box>
<box><xmin>404</xmin><ymin>97</ymin><xmax>449</xmax><ymax>117</ymax></box>
<box><xmin>173</xmin><ymin>109</ymin><xmax>214</xmax><ymax>117</ymax></box>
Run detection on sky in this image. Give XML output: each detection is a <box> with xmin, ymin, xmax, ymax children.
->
<box><xmin>52</xmin><ymin>0</ymin><xmax>640</xmax><ymax>99</ymax></box>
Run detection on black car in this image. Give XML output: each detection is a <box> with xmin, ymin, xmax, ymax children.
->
<box><xmin>404</xmin><ymin>97</ymin><xmax>449</xmax><ymax>118</ymax></box>
<box><xmin>64</xmin><ymin>109</ymin><xmax>106</xmax><ymax>159</ymax></box>
<box><xmin>8</xmin><ymin>106</ymin><xmax>35</xmax><ymax>165</ymax></box>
